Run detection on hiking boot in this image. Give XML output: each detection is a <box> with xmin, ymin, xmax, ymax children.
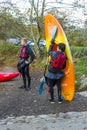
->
<box><xmin>19</xmin><ymin>85</ymin><xmax>26</xmax><ymax>89</ymax></box>
<box><xmin>25</xmin><ymin>87</ymin><xmax>31</xmax><ymax>91</ymax></box>
<box><xmin>49</xmin><ymin>99</ymin><xmax>55</xmax><ymax>104</ymax></box>
<box><xmin>58</xmin><ymin>98</ymin><xmax>63</xmax><ymax>104</ymax></box>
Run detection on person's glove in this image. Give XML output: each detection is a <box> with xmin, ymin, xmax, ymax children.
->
<box><xmin>51</xmin><ymin>39</ymin><xmax>54</xmax><ymax>44</ymax></box>
<box><xmin>25</xmin><ymin>61</ymin><xmax>29</xmax><ymax>66</ymax></box>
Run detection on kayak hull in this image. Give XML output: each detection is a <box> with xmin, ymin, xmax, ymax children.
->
<box><xmin>44</xmin><ymin>14</ymin><xmax>75</xmax><ymax>101</ymax></box>
<box><xmin>0</xmin><ymin>72</ymin><xmax>20</xmax><ymax>82</ymax></box>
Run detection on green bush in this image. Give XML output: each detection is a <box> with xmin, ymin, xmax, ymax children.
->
<box><xmin>71</xmin><ymin>46</ymin><xmax>87</xmax><ymax>58</ymax></box>
<box><xmin>0</xmin><ymin>42</ymin><xmax>20</xmax><ymax>65</ymax></box>
<box><xmin>0</xmin><ymin>42</ymin><xmax>20</xmax><ymax>55</ymax></box>
<box><xmin>71</xmin><ymin>46</ymin><xmax>87</xmax><ymax>91</ymax></box>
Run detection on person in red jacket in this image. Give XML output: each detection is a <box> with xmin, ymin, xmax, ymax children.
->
<box><xmin>17</xmin><ymin>38</ymin><xmax>35</xmax><ymax>90</ymax></box>
<box><xmin>45</xmin><ymin>43</ymin><xmax>67</xmax><ymax>103</ymax></box>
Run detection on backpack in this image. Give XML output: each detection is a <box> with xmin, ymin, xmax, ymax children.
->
<box><xmin>50</xmin><ymin>53</ymin><xmax>67</xmax><ymax>69</ymax></box>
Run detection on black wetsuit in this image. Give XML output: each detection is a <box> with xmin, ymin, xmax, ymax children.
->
<box><xmin>18</xmin><ymin>45</ymin><xmax>35</xmax><ymax>89</ymax></box>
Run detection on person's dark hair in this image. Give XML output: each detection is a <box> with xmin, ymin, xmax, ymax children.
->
<box><xmin>58</xmin><ymin>43</ymin><xmax>66</xmax><ymax>52</ymax></box>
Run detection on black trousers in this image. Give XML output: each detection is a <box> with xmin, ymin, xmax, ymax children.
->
<box><xmin>21</xmin><ymin>66</ymin><xmax>31</xmax><ymax>88</ymax></box>
<box><xmin>45</xmin><ymin>77</ymin><xmax>62</xmax><ymax>100</ymax></box>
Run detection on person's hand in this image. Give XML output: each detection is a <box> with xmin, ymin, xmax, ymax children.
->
<box><xmin>51</xmin><ymin>39</ymin><xmax>54</xmax><ymax>44</ymax></box>
<box><xmin>25</xmin><ymin>61</ymin><xmax>29</xmax><ymax>65</ymax></box>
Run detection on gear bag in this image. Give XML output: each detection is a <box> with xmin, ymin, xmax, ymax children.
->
<box><xmin>50</xmin><ymin>53</ymin><xmax>67</xmax><ymax>69</ymax></box>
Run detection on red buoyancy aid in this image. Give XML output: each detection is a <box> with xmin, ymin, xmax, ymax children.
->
<box><xmin>50</xmin><ymin>53</ymin><xmax>67</xmax><ymax>69</ymax></box>
<box><xmin>19</xmin><ymin>46</ymin><xmax>29</xmax><ymax>58</ymax></box>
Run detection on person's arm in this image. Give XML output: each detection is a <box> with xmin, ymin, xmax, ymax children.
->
<box><xmin>25</xmin><ymin>45</ymin><xmax>35</xmax><ymax>65</ymax></box>
<box><xmin>28</xmin><ymin>47</ymin><xmax>35</xmax><ymax>65</ymax></box>
<box><xmin>48</xmin><ymin>43</ymin><xmax>54</xmax><ymax>56</ymax></box>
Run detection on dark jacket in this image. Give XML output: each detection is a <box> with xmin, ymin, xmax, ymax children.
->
<box><xmin>19</xmin><ymin>45</ymin><xmax>35</xmax><ymax>64</ymax></box>
<box><xmin>45</xmin><ymin>44</ymin><xmax>65</xmax><ymax>80</ymax></box>
<box><xmin>17</xmin><ymin>45</ymin><xmax>35</xmax><ymax>72</ymax></box>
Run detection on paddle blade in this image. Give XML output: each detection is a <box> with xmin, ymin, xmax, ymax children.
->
<box><xmin>38</xmin><ymin>77</ymin><xmax>45</xmax><ymax>95</ymax></box>
<box><xmin>51</xmin><ymin>26</ymin><xmax>57</xmax><ymax>42</ymax></box>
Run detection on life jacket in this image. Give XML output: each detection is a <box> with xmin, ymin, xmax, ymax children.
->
<box><xmin>19</xmin><ymin>46</ymin><xmax>29</xmax><ymax>59</ymax></box>
<box><xmin>50</xmin><ymin>53</ymin><xmax>67</xmax><ymax>69</ymax></box>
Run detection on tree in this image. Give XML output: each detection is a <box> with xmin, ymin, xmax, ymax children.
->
<box><xmin>84</xmin><ymin>19</ymin><xmax>87</xmax><ymax>29</ymax></box>
<box><xmin>0</xmin><ymin>4</ymin><xmax>32</xmax><ymax>40</ymax></box>
<box><xmin>46</xmin><ymin>0</ymin><xmax>87</xmax><ymax>30</ymax></box>
<box><xmin>0</xmin><ymin>0</ymin><xmax>87</xmax><ymax>53</ymax></box>
<box><xmin>27</xmin><ymin>0</ymin><xmax>46</xmax><ymax>57</ymax></box>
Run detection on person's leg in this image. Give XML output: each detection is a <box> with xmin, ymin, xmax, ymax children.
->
<box><xmin>46</xmin><ymin>78</ymin><xmax>56</xmax><ymax>101</ymax></box>
<box><xmin>20</xmin><ymin>68</ymin><xmax>26</xmax><ymax>88</ymax></box>
<box><xmin>25</xmin><ymin>66</ymin><xmax>31</xmax><ymax>89</ymax></box>
<box><xmin>56</xmin><ymin>79</ymin><xmax>63</xmax><ymax>102</ymax></box>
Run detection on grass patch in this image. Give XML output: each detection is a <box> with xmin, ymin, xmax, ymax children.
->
<box><xmin>75</xmin><ymin>56</ymin><xmax>87</xmax><ymax>76</ymax></box>
<box><xmin>71</xmin><ymin>46</ymin><xmax>87</xmax><ymax>58</ymax></box>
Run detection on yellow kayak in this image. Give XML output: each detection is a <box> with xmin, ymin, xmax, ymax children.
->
<box><xmin>44</xmin><ymin>14</ymin><xmax>75</xmax><ymax>101</ymax></box>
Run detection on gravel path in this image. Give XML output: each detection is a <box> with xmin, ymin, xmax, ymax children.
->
<box><xmin>0</xmin><ymin>67</ymin><xmax>87</xmax><ymax>130</ymax></box>
<box><xmin>0</xmin><ymin>67</ymin><xmax>87</xmax><ymax>120</ymax></box>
